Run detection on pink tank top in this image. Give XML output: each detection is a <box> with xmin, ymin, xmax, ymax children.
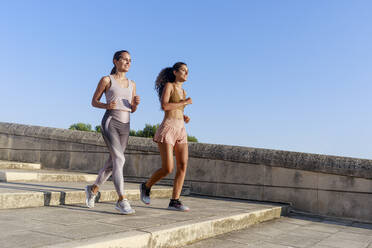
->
<box><xmin>105</xmin><ymin>75</ymin><xmax>133</xmax><ymax>123</ymax></box>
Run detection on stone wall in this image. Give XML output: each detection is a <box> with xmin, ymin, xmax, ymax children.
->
<box><xmin>1</xmin><ymin>122</ymin><xmax>371</xmax><ymax>222</ymax></box>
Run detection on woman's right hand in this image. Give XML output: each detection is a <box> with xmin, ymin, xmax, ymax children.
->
<box><xmin>184</xmin><ymin>97</ymin><xmax>192</xmax><ymax>105</ymax></box>
<box><xmin>107</xmin><ymin>101</ymin><xmax>116</xmax><ymax>110</ymax></box>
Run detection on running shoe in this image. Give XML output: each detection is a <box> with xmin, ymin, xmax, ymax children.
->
<box><xmin>167</xmin><ymin>199</ymin><xmax>190</xmax><ymax>212</ymax></box>
<box><xmin>85</xmin><ymin>185</ymin><xmax>97</xmax><ymax>208</ymax></box>
<box><xmin>115</xmin><ymin>199</ymin><xmax>135</xmax><ymax>215</ymax></box>
<box><xmin>139</xmin><ymin>182</ymin><xmax>151</xmax><ymax>205</ymax></box>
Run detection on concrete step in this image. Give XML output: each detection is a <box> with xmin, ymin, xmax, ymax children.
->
<box><xmin>0</xmin><ymin>196</ymin><xmax>287</xmax><ymax>248</ymax></box>
<box><xmin>0</xmin><ymin>169</ymin><xmax>97</xmax><ymax>182</ymax></box>
<box><xmin>0</xmin><ymin>160</ymin><xmax>41</xmax><ymax>170</ymax></box>
<box><xmin>0</xmin><ymin>182</ymin><xmax>174</xmax><ymax>209</ymax></box>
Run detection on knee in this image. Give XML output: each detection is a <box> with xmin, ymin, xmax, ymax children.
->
<box><xmin>113</xmin><ymin>155</ymin><xmax>125</xmax><ymax>168</ymax></box>
<box><xmin>162</xmin><ymin>167</ymin><xmax>173</xmax><ymax>175</ymax></box>
<box><xmin>177</xmin><ymin>162</ymin><xmax>187</xmax><ymax>173</ymax></box>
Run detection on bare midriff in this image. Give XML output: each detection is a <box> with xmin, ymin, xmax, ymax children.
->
<box><xmin>164</xmin><ymin>84</ymin><xmax>184</xmax><ymax>120</ymax></box>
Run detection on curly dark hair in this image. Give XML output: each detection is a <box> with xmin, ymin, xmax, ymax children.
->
<box><xmin>155</xmin><ymin>62</ymin><xmax>187</xmax><ymax>101</ymax></box>
<box><xmin>110</xmin><ymin>50</ymin><xmax>130</xmax><ymax>74</ymax></box>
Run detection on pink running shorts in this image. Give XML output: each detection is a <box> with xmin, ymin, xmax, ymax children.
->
<box><xmin>153</xmin><ymin>118</ymin><xmax>187</xmax><ymax>146</ymax></box>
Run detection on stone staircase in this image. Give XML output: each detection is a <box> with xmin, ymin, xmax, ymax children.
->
<box><xmin>0</xmin><ymin>160</ymin><xmax>173</xmax><ymax>209</ymax></box>
<box><xmin>0</xmin><ymin>160</ymin><xmax>289</xmax><ymax>248</ymax></box>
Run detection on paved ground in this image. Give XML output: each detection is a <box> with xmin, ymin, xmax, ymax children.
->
<box><xmin>0</xmin><ymin>195</ymin><xmax>282</xmax><ymax>248</ymax></box>
<box><xmin>185</xmin><ymin>212</ymin><xmax>372</xmax><ymax>248</ymax></box>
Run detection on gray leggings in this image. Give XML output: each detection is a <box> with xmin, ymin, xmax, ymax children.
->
<box><xmin>94</xmin><ymin>111</ymin><xmax>130</xmax><ymax>196</ymax></box>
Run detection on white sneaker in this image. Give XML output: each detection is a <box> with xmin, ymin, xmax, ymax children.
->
<box><xmin>85</xmin><ymin>185</ymin><xmax>97</xmax><ymax>208</ymax></box>
<box><xmin>115</xmin><ymin>199</ymin><xmax>135</xmax><ymax>215</ymax></box>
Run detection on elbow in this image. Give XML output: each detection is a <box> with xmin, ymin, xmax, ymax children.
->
<box><xmin>91</xmin><ymin>99</ymin><xmax>97</xmax><ymax>108</ymax></box>
<box><xmin>161</xmin><ymin>104</ymin><xmax>166</xmax><ymax>111</ymax></box>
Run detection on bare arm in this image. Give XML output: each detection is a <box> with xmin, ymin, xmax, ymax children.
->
<box><xmin>131</xmin><ymin>81</ymin><xmax>140</xmax><ymax>113</ymax></box>
<box><xmin>161</xmin><ymin>83</ymin><xmax>192</xmax><ymax>111</ymax></box>
<box><xmin>182</xmin><ymin>89</ymin><xmax>190</xmax><ymax>123</ymax></box>
<box><xmin>91</xmin><ymin>76</ymin><xmax>115</xmax><ymax>109</ymax></box>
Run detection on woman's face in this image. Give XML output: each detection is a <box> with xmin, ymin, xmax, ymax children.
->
<box><xmin>114</xmin><ymin>52</ymin><xmax>131</xmax><ymax>72</ymax></box>
<box><xmin>174</xmin><ymin>65</ymin><xmax>188</xmax><ymax>82</ymax></box>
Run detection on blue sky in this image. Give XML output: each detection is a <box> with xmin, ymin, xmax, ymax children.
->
<box><xmin>1</xmin><ymin>1</ymin><xmax>372</xmax><ymax>159</ymax></box>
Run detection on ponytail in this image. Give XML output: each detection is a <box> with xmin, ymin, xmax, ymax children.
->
<box><xmin>110</xmin><ymin>66</ymin><xmax>117</xmax><ymax>75</ymax></box>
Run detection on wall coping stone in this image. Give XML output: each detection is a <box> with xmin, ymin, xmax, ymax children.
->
<box><xmin>1</xmin><ymin>122</ymin><xmax>371</xmax><ymax>179</ymax></box>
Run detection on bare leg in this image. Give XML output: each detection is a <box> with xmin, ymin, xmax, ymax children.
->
<box><xmin>172</xmin><ymin>143</ymin><xmax>188</xmax><ymax>199</ymax></box>
<box><xmin>146</xmin><ymin>143</ymin><xmax>174</xmax><ymax>188</ymax></box>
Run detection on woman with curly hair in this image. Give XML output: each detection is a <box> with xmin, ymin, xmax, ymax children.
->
<box><xmin>140</xmin><ymin>62</ymin><xmax>192</xmax><ymax>211</ymax></box>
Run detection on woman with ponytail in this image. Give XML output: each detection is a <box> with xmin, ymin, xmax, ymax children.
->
<box><xmin>140</xmin><ymin>62</ymin><xmax>192</xmax><ymax>211</ymax></box>
<box><xmin>85</xmin><ymin>50</ymin><xmax>140</xmax><ymax>214</ymax></box>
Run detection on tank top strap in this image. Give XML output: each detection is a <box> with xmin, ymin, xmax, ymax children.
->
<box><xmin>108</xmin><ymin>74</ymin><xmax>113</xmax><ymax>83</ymax></box>
<box><xmin>108</xmin><ymin>74</ymin><xmax>114</xmax><ymax>82</ymax></box>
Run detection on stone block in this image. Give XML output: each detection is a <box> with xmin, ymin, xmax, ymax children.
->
<box><xmin>215</xmin><ymin>183</ymin><xmax>263</xmax><ymax>201</ymax></box>
<box><xmin>0</xmin><ymin>134</ymin><xmax>10</xmax><ymax>148</ymax></box>
<box><xmin>317</xmin><ymin>190</ymin><xmax>372</xmax><ymax>222</ymax></box>
<box><xmin>186</xmin><ymin>158</ymin><xmax>217</xmax><ymax>182</ymax></box>
<box><xmin>264</xmin><ymin>166</ymin><xmax>318</xmax><ymax>189</ymax></box>
<box><xmin>8</xmin><ymin>135</ymin><xmax>41</xmax><ymax>150</ymax></box>
<box><xmin>69</xmin><ymin>151</ymin><xmax>106</xmax><ymax>173</ymax></box>
<box><xmin>40</xmin><ymin>151</ymin><xmax>70</xmax><ymax>170</ymax></box>
<box><xmin>191</xmin><ymin>181</ymin><xmax>218</xmax><ymax>196</ymax></box>
<box><xmin>0</xmin><ymin>192</ymin><xmax>44</xmax><ymax>209</ymax></box>
<box><xmin>263</xmin><ymin>187</ymin><xmax>318</xmax><ymax>213</ymax></box>
<box><xmin>40</xmin><ymin>138</ymin><xmax>72</xmax><ymax>151</ymax></box>
<box><xmin>0</xmin><ymin>148</ymin><xmax>9</xmax><ymax>161</ymax></box>
<box><xmin>9</xmin><ymin>149</ymin><xmax>40</xmax><ymax>163</ymax></box>
<box><xmin>215</xmin><ymin>161</ymin><xmax>264</xmax><ymax>185</ymax></box>
<box><xmin>318</xmin><ymin>174</ymin><xmax>372</xmax><ymax>193</ymax></box>
<box><xmin>125</xmin><ymin>153</ymin><xmax>175</xmax><ymax>179</ymax></box>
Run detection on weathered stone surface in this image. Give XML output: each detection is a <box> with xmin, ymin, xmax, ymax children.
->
<box><xmin>1</xmin><ymin>122</ymin><xmax>372</xmax><ymax>222</ymax></box>
<box><xmin>317</xmin><ymin>191</ymin><xmax>372</xmax><ymax>222</ymax></box>
<box><xmin>40</xmin><ymin>151</ymin><xmax>70</xmax><ymax>170</ymax></box>
<box><xmin>318</xmin><ymin>173</ymin><xmax>372</xmax><ymax>193</ymax></box>
<box><xmin>8</xmin><ymin>149</ymin><xmax>40</xmax><ymax>163</ymax></box>
<box><xmin>0</xmin><ymin>196</ymin><xmax>285</xmax><ymax>248</ymax></box>
<box><xmin>0</xmin><ymin>170</ymin><xmax>97</xmax><ymax>182</ymax></box>
<box><xmin>263</xmin><ymin>187</ymin><xmax>318</xmax><ymax>213</ymax></box>
<box><xmin>0</xmin><ymin>160</ymin><xmax>41</xmax><ymax>170</ymax></box>
<box><xmin>1</xmin><ymin>122</ymin><xmax>371</xmax><ymax>178</ymax></box>
<box><xmin>0</xmin><ymin>182</ymin><xmax>173</xmax><ymax>209</ymax></box>
<box><xmin>186</xmin><ymin>214</ymin><xmax>372</xmax><ymax>248</ymax></box>
<box><xmin>264</xmin><ymin>166</ymin><xmax>318</xmax><ymax>188</ymax></box>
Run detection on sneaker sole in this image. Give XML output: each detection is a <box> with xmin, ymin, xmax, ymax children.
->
<box><xmin>167</xmin><ymin>206</ymin><xmax>190</xmax><ymax>212</ymax></box>
<box><xmin>115</xmin><ymin>206</ymin><xmax>135</xmax><ymax>215</ymax></box>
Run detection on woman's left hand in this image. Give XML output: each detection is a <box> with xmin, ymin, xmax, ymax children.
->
<box><xmin>133</xmin><ymin>95</ymin><xmax>140</xmax><ymax>105</ymax></box>
<box><xmin>184</xmin><ymin>115</ymin><xmax>190</xmax><ymax>123</ymax></box>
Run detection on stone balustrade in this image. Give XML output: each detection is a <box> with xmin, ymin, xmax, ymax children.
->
<box><xmin>1</xmin><ymin>122</ymin><xmax>371</xmax><ymax>222</ymax></box>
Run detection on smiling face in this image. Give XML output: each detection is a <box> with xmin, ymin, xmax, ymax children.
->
<box><xmin>114</xmin><ymin>52</ymin><xmax>131</xmax><ymax>73</ymax></box>
<box><xmin>173</xmin><ymin>64</ymin><xmax>188</xmax><ymax>82</ymax></box>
